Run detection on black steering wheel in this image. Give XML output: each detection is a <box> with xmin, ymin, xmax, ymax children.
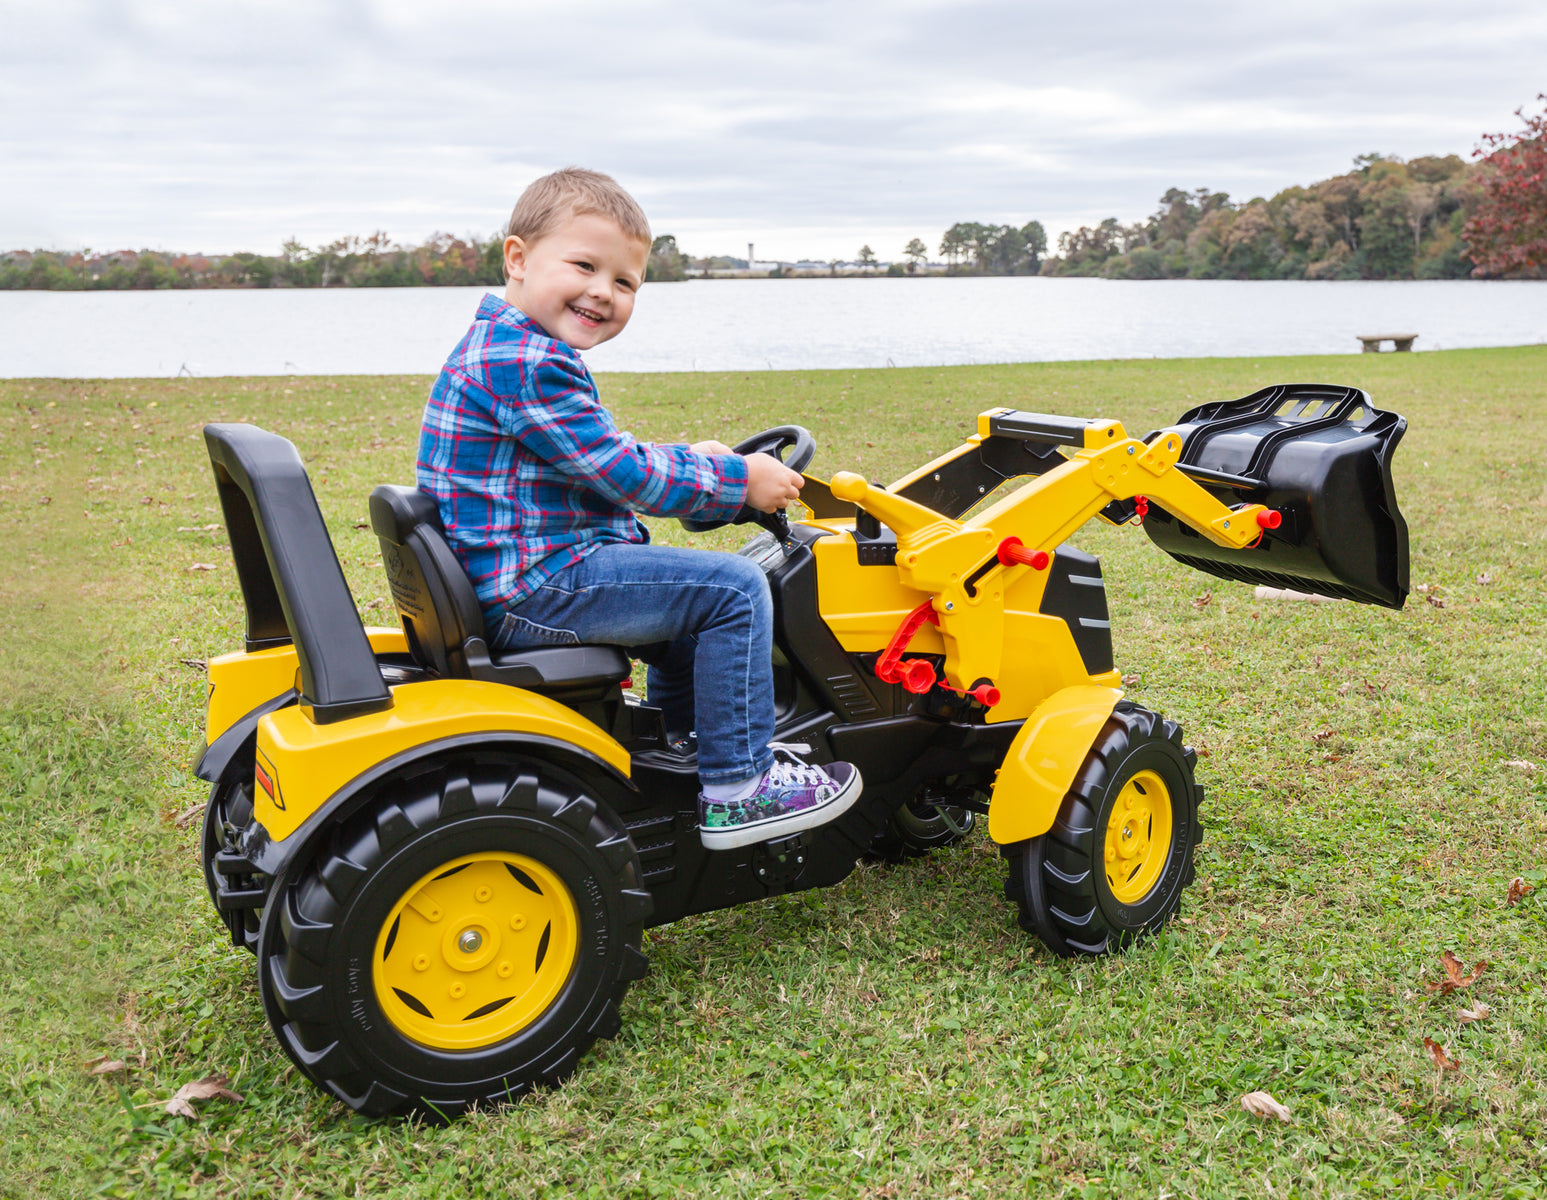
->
<box><xmin>680</xmin><ymin>424</ymin><xmax>816</xmax><ymax>539</ymax></box>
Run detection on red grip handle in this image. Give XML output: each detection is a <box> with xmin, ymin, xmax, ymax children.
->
<box><xmin>1256</xmin><ymin>509</ymin><xmax>1282</xmax><ymax>529</ymax></box>
<box><xmin>997</xmin><ymin>537</ymin><xmax>1050</xmax><ymax>570</ymax></box>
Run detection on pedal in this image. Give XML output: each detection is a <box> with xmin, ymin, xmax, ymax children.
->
<box><xmin>752</xmin><ymin>831</ymin><xmax>810</xmax><ymax>891</ymax></box>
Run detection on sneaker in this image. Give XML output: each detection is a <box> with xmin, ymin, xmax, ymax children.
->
<box><xmin>698</xmin><ymin>742</ymin><xmax>863</xmax><ymax>851</ymax></box>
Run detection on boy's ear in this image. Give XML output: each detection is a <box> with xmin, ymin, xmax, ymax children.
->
<box><xmin>503</xmin><ymin>235</ymin><xmax>527</xmax><ymax>281</ymax></box>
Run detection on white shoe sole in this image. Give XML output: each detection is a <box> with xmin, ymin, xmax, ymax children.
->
<box><xmin>698</xmin><ymin>767</ymin><xmax>864</xmax><ymax>852</ymax></box>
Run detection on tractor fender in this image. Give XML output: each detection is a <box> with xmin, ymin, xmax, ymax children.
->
<box><xmin>193</xmin><ymin>689</ymin><xmax>299</xmax><ymax>783</ymax></box>
<box><xmin>244</xmin><ymin>727</ymin><xmax>637</xmax><ymax>886</ymax></box>
<box><xmin>986</xmin><ymin>684</ymin><xmax>1123</xmax><ymax>845</ymax></box>
<box><xmin>249</xmin><ymin>678</ymin><xmax>633</xmax><ymax>845</ymax></box>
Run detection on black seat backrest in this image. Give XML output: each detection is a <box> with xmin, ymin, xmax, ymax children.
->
<box><xmin>368</xmin><ymin>486</ymin><xmax>631</xmax><ymax>694</ymax></box>
<box><xmin>370</xmin><ymin>485</ymin><xmax>491</xmax><ymax>679</ymax></box>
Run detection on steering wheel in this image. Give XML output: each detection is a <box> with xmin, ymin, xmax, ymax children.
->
<box><xmin>680</xmin><ymin>424</ymin><xmax>816</xmax><ymax>539</ymax></box>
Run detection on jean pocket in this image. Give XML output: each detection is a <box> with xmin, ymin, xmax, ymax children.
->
<box><xmin>496</xmin><ymin>611</ymin><xmax>582</xmax><ymax>650</ymax></box>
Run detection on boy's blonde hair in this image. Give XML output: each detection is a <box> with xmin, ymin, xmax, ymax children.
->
<box><xmin>505</xmin><ymin>167</ymin><xmax>652</xmax><ymax>250</ymax></box>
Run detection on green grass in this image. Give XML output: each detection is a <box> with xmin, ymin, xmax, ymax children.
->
<box><xmin>3</xmin><ymin>346</ymin><xmax>1546</xmax><ymax>1198</ymax></box>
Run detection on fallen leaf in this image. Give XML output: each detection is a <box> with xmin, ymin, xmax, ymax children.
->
<box><xmin>1502</xmin><ymin>760</ymin><xmax>1537</xmax><ymax>772</ymax></box>
<box><xmin>164</xmin><ymin>1074</ymin><xmax>245</xmax><ymax>1120</ymax></box>
<box><xmin>1312</xmin><ymin>728</ymin><xmax>1336</xmax><ymax>743</ymax></box>
<box><xmin>173</xmin><ymin>803</ymin><xmax>204</xmax><ymax>828</ymax></box>
<box><xmin>1477</xmin><ymin>573</ymin><xmax>1496</xmax><ymax>584</ymax></box>
<box><xmin>1192</xmin><ymin>590</ymin><xmax>1213</xmax><ymax>610</ymax></box>
<box><xmin>1240</xmin><ymin>1091</ymin><xmax>1291</xmax><ymax>1122</ymax></box>
<box><xmin>1120</xmin><ymin>673</ymin><xmax>1142</xmax><ymax>686</ymax></box>
<box><xmin>1336</xmin><ymin>683</ymin><xmax>1351</xmax><ymax>696</ymax></box>
<box><xmin>1425</xmin><ymin>950</ymin><xmax>1488</xmax><ymax>994</ymax></box>
<box><xmin>179</xmin><ymin>658</ymin><xmax>207</xmax><ymax>671</ymax></box>
<box><xmin>1426</xmin><ymin>594</ymin><xmax>1445</xmax><ymax>609</ymax></box>
<box><xmin>1423</xmin><ymin>1037</ymin><xmax>1459</xmax><ymax>1071</ymax></box>
<box><xmin>86</xmin><ymin>1058</ymin><xmax>129</xmax><ymax>1076</ymax></box>
<box><xmin>352</xmin><ymin>521</ymin><xmax>370</xmax><ymax>530</ymax></box>
<box><xmin>39</xmin><ymin>496</ymin><xmax>51</xmax><ymax>505</ymax></box>
<box><xmin>1458</xmin><ymin>1003</ymin><xmax>1490</xmax><ymax>1024</ymax></box>
<box><xmin>188</xmin><ymin>563</ymin><xmax>218</xmax><ymax>572</ymax></box>
<box><xmin>1507</xmin><ymin>876</ymin><xmax>1536</xmax><ymax>905</ymax></box>
<box><xmin>176</xmin><ymin>524</ymin><xmax>221</xmax><ymax>532</ymax></box>
<box><xmin>1415</xmin><ymin>583</ymin><xmax>1439</xmax><ymax>594</ymax></box>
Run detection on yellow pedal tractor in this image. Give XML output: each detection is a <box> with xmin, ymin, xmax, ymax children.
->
<box><xmin>195</xmin><ymin>384</ymin><xmax>1408</xmax><ymax>1116</ymax></box>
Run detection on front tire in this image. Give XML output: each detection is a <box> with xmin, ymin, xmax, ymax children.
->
<box><xmin>1004</xmin><ymin>703</ymin><xmax>1201</xmax><ymax>956</ymax></box>
<box><xmin>257</xmin><ymin>754</ymin><xmax>651</xmax><ymax>1117</ymax></box>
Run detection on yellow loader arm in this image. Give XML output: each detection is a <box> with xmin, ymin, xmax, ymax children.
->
<box><xmin>828</xmin><ymin>409</ymin><xmax>1275</xmax><ymax>695</ymax></box>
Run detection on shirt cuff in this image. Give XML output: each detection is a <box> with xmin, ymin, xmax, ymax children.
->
<box><xmin>698</xmin><ymin>452</ymin><xmax>750</xmax><ymax>523</ymax></box>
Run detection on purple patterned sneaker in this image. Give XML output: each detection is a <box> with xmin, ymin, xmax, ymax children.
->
<box><xmin>698</xmin><ymin>743</ymin><xmax>863</xmax><ymax>851</ymax></box>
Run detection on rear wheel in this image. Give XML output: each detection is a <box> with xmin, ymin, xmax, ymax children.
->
<box><xmin>257</xmin><ymin>754</ymin><xmax>651</xmax><ymax>1117</ymax></box>
<box><xmin>1004</xmin><ymin>703</ymin><xmax>1201</xmax><ymax>956</ymax></box>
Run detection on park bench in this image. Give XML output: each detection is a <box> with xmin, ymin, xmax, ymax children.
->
<box><xmin>1358</xmin><ymin>333</ymin><xmax>1418</xmax><ymax>353</ymax></box>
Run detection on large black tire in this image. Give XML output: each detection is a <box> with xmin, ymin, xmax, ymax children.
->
<box><xmin>257</xmin><ymin>754</ymin><xmax>651</xmax><ymax>1118</ymax></box>
<box><xmin>201</xmin><ymin>774</ymin><xmax>261</xmax><ymax>953</ymax></box>
<box><xmin>1003</xmin><ymin>702</ymin><xmax>1201</xmax><ymax>956</ymax></box>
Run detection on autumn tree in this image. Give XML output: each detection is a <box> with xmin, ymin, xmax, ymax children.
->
<box><xmin>1464</xmin><ymin>95</ymin><xmax>1547</xmax><ymax>278</ymax></box>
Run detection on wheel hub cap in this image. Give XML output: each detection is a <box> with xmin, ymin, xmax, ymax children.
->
<box><xmin>1103</xmin><ymin>769</ymin><xmax>1174</xmax><ymax>904</ymax></box>
<box><xmin>373</xmin><ymin>852</ymin><xmax>579</xmax><ymax>1050</ymax></box>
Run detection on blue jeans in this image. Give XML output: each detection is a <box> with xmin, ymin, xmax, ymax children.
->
<box><xmin>490</xmin><ymin>542</ymin><xmax>775</xmax><ymax>784</ymax></box>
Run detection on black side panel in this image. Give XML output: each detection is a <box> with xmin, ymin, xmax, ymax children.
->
<box><xmin>895</xmin><ymin>436</ymin><xmax>1064</xmax><ymax>518</ymax></box>
<box><xmin>1038</xmin><ymin>545</ymin><xmax>1113</xmax><ymax>676</ymax></box>
<box><xmin>625</xmin><ymin>716</ymin><xmax>1021</xmax><ymax>926</ymax></box>
<box><xmin>766</xmin><ymin>527</ymin><xmax>891</xmax><ymax>722</ymax></box>
<box><xmin>204</xmin><ymin>425</ymin><xmax>392</xmax><ymax>724</ymax></box>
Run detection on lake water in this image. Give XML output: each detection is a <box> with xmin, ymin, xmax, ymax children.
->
<box><xmin>2</xmin><ymin>277</ymin><xmax>1544</xmax><ymax>378</ymax></box>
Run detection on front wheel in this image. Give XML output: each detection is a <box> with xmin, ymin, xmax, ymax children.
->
<box><xmin>257</xmin><ymin>754</ymin><xmax>652</xmax><ymax>1117</ymax></box>
<box><xmin>1004</xmin><ymin>703</ymin><xmax>1201</xmax><ymax>956</ymax></box>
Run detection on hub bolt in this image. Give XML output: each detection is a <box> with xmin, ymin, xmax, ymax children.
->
<box><xmin>458</xmin><ymin>929</ymin><xmax>483</xmax><ymax>954</ymax></box>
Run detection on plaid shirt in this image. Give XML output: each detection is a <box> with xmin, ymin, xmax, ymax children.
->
<box><xmin>418</xmin><ymin>295</ymin><xmax>749</xmax><ymax>618</ymax></box>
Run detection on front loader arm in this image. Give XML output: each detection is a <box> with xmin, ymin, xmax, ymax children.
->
<box><xmin>828</xmin><ymin>410</ymin><xmax>1275</xmax><ymax>693</ymax></box>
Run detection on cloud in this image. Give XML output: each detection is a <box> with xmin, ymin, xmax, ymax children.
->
<box><xmin>2</xmin><ymin>0</ymin><xmax>1543</xmax><ymax>258</ymax></box>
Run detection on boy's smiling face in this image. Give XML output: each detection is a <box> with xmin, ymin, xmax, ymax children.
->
<box><xmin>503</xmin><ymin>212</ymin><xmax>650</xmax><ymax>350</ymax></box>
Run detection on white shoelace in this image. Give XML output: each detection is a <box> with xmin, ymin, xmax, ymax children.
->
<box><xmin>765</xmin><ymin>741</ymin><xmax>830</xmax><ymax>789</ymax></box>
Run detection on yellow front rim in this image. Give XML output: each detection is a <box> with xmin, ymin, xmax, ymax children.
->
<box><xmin>372</xmin><ymin>852</ymin><xmax>579</xmax><ymax>1050</ymax></box>
<box><xmin>1103</xmin><ymin>769</ymin><xmax>1173</xmax><ymax>904</ymax></box>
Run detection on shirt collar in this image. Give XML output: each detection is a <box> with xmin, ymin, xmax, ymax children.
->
<box><xmin>477</xmin><ymin>293</ymin><xmax>548</xmax><ymax>338</ymax></box>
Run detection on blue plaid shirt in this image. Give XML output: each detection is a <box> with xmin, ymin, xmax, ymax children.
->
<box><xmin>418</xmin><ymin>295</ymin><xmax>749</xmax><ymax>619</ymax></box>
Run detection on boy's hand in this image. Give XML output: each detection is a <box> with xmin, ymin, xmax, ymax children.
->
<box><xmin>744</xmin><ymin>452</ymin><xmax>804</xmax><ymax>512</ymax></box>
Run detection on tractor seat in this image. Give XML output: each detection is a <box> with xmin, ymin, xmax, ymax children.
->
<box><xmin>368</xmin><ymin>485</ymin><xmax>630</xmax><ymax>695</ymax></box>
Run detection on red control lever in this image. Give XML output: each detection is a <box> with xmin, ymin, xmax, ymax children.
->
<box><xmin>1256</xmin><ymin>509</ymin><xmax>1282</xmax><ymax>529</ymax></box>
<box><xmin>997</xmin><ymin>537</ymin><xmax>1050</xmax><ymax>571</ymax></box>
<box><xmin>874</xmin><ymin>600</ymin><xmax>940</xmax><ymax>694</ymax></box>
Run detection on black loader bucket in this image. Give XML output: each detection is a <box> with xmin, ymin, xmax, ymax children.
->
<box><xmin>1142</xmin><ymin>384</ymin><xmax>1410</xmax><ymax>608</ymax></box>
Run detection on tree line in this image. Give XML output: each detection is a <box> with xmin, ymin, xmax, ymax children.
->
<box><xmin>5</xmin><ymin>97</ymin><xmax>1542</xmax><ymax>289</ymax></box>
<box><xmin>0</xmin><ymin>231</ymin><xmax>504</xmax><ymax>291</ymax></box>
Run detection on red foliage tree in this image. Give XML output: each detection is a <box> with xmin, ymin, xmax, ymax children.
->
<box><xmin>1464</xmin><ymin>94</ymin><xmax>1547</xmax><ymax>278</ymax></box>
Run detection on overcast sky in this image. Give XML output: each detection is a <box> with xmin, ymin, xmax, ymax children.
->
<box><xmin>4</xmin><ymin>0</ymin><xmax>1544</xmax><ymax>262</ymax></box>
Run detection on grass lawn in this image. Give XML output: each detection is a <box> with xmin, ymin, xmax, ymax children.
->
<box><xmin>2</xmin><ymin>346</ymin><xmax>1545</xmax><ymax>1198</ymax></box>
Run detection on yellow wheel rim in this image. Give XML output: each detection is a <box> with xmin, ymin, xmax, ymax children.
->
<box><xmin>1103</xmin><ymin>769</ymin><xmax>1174</xmax><ymax>904</ymax></box>
<box><xmin>372</xmin><ymin>852</ymin><xmax>579</xmax><ymax>1050</ymax></box>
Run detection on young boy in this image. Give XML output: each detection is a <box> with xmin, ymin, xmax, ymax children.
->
<box><xmin>417</xmin><ymin>167</ymin><xmax>862</xmax><ymax>849</ymax></box>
